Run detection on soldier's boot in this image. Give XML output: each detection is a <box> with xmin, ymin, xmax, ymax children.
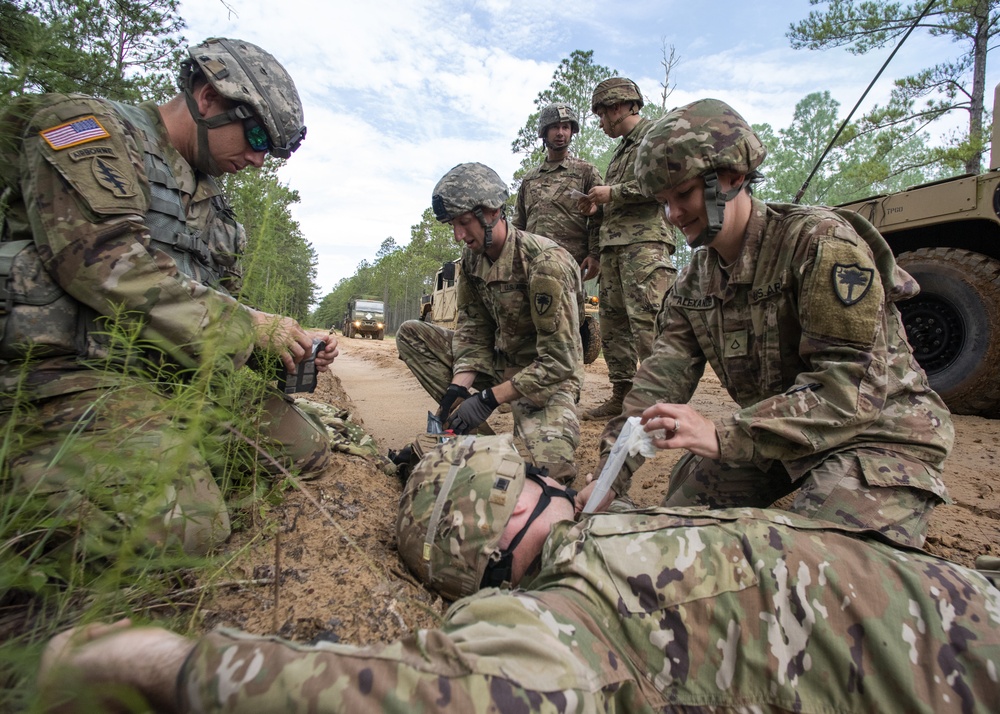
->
<box><xmin>583</xmin><ymin>381</ymin><xmax>631</xmax><ymax>421</ymax></box>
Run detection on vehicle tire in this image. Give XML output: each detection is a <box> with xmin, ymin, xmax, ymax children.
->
<box><xmin>580</xmin><ymin>315</ymin><xmax>602</xmax><ymax>364</ymax></box>
<box><xmin>896</xmin><ymin>247</ymin><xmax>1000</xmax><ymax>417</ymax></box>
<box><xmin>376</xmin><ymin>329</ymin><xmax>385</xmax><ymax>341</ymax></box>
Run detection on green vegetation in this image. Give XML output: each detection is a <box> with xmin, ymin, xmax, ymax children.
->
<box><xmin>789</xmin><ymin>0</ymin><xmax>997</xmax><ymax>175</ymax></box>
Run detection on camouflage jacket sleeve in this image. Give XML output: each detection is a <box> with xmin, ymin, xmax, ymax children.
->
<box><xmin>452</xmin><ymin>250</ymin><xmax>499</xmax><ymax>376</ymax></box>
<box><xmin>583</xmin><ymin>162</ymin><xmax>602</xmax><ymax>258</ymax></box>
<box><xmin>600</xmin><ymin>119</ymin><xmax>671</xmax><ymax>248</ymax></box>
<box><xmin>512</xmin><ymin>181</ymin><xmax>528</xmax><ymax>231</ymax></box>
<box><xmin>508</xmin><ymin>242</ymin><xmax>583</xmax><ymax>406</ymax></box>
<box><xmin>601</xmin><ymin>297</ymin><xmax>706</xmax><ymax>496</ymax></box>
<box><xmin>176</xmin><ymin>598</ymin><xmax>628</xmax><ymax>713</ymax></box>
<box><xmin>5</xmin><ymin>95</ymin><xmax>255</xmax><ymax>369</ymax></box>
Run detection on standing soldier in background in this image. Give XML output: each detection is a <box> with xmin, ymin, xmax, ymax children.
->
<box><xmin>513</xmin><ymin>102</ymin><xmax>602</xmax><ymax>278</ymax></box>
<box><xmin>513</xmin><ymin>102</ymin><xmax>603</xmax><ymax>364</ymax></box>
<box><xmin>0</xmin><ymin>38</ymin><xmax>336</xmax><ymax>557</ymax></box>
<box><xmin>578</xmin><ymin>99</ymin><xmax>953</xmax><ymax>551</ymax></box>
<box><xmin>397</xmin><ymin>163</ymin><xmax>583</xmax><ymax>484</ymax></box>
<box><xmin>579</xmin><ymin>77</ymin><xmax>677</xmax><ymax>420</ymax></box>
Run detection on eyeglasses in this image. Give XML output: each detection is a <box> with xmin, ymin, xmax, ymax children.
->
<box><xmin>242</xmin><ymin>116</ymin><xmax>271</xmax><ymax>153</ymax></box>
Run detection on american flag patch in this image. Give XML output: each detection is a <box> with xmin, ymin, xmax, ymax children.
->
<box><xmin>40</xmin><ymin>116</ymin><xmax>110</xmax><ymax>150</ymax></box>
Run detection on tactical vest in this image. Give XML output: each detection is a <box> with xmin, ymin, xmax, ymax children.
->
<box><xmin>0</xmin><ymin>99</ymin><xmax>244</xmax><ymax>362</ymax></box>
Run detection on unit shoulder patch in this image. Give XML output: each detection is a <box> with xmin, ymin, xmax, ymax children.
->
<box><xmin>530</xmin><ymin>274</ymin><xmax>563</xmax><ymax>333</ymax></box>
<box><xmin>92</xmin><ymin>157</ymin><xmax>136</xmax><ymax>198</ymax></box>
<box><xmin>832</xmin><ymin>263</ymin><xmax>874</xmax><ymax>306</ymax></box>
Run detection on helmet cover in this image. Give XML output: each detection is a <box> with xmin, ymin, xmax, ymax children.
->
<box><xmin>396</xmin><ymin>434</ymin><xmax>526</xmax><ymax>600</ymax></box>
<box><xmin>182</xmin><ymin>37</ymin><xmax>306</xmax><ymax>158</ymax></box>
<box><xmin>634</xmin><ymin>98</ymin><xmax>766</xmax><ymax>197</ymax></box>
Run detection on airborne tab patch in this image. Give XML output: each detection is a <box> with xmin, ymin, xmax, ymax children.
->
<box><xmin>832</xmin><ymin>263</ymin><xmax>874</xmax><ymax>305</ymax></box>
<box><xmin>40</xmin><ymin>116</ymin><xmax>110</xmax><ymax>150</ymax></box>
<box><xmin>93</xmin><ymin>157</ymin><xmax>136</xmax><ymax>198</ymax></box>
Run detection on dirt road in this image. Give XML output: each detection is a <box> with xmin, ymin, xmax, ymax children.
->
<box><xmin>200</xmin><ymin>335</ymin><xmax>999</xmax><ymax>650</ymax></box>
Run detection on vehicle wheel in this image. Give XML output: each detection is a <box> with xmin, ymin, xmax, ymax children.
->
<box><xmin>376</xmin><ymin>330</ymin><xmax>385</xmax><ymax>341</ymax></box>
<box><xmin>896</xmin><ymin>247</ymin><xmax>1000</xmax><ymax>416</ymax></box>
<box><xmin>580</xmin><ymin>315</ymin><xmax>602</xmax><ymax>364</ymax></box>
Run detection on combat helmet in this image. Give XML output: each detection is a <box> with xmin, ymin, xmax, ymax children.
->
<box><xmin>537</xmin><ymin>102</ymin><xmax>580</xmax><ymax>139</ymax></box>
<box><xmin>396</xmin><ymin>434</ymin><xmax>573</xmax><ymax>600</ymax></box>
<box><xmin>634</xmin><ymin>98</ymin><xmax>766</xmax><ymax>247</ymax></box>
<box><xmin>397</xmin><ymin>435</ymin><xmax>526</xmax><ymax>600</ymax></box>
<box><xmin>431</xmin><ymin>162</ymin><xmax>509</xmax><ymax>250</ymax></box>
<box><xmin>179</xmin><ymin>38</ymin><xmax>306</xmax><ymax>172</ymax></box>
<box><xmin>591</xmin><ymin>77</ymin><xmax>643</xmax><ymax>113</ymax></box>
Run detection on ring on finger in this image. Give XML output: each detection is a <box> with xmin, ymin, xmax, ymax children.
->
<box><xmin>672</xmin><ymin>418</ymin><xmax>680</xmax><ymax>433</ymax></box>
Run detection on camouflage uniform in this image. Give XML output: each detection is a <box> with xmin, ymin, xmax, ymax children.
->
<box><xmin>602</xmin><ymin>198</ymin><xmax>953</xmax><ymax>548</ymax></box>
<box><xmin>0</xmin><ymin>62</ymin><xmax>328</xmax><ymax>555</ymax></box>
<box><xmin>597</xmin><ymin>116</ymin><xmax>677</xmax><ymax>384</ymax></box>
<box><xmin>396</xmin><ymin>226</ymin><xmax>583</xmax><ymax>482</ymax></box>
<box><xmin>177</xmin><ymin>506</ymin><xmax>1000</xmax><ymax>712</ymax></box>
<box><xmin>512</xmin><ymin>155</ymin><xmax>602</xmax><ymax>266</ymax></box>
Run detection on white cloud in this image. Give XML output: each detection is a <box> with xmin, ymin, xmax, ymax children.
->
<box><xmin>178</xmin><ymin>0</ymin><xmax>997</xmax><ymax>302</ymax></box>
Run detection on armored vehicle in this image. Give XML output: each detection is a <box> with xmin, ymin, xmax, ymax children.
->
<box><xmin>838</xmin><ymin>84</ymin><xmax>1000</xmax><ymax>416</ymax></box>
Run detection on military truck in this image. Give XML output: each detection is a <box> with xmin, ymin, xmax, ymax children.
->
<box><xmin>342</xmin><ymin>296</ymin><xmax>385</xmax><ymax>340</ymax></box>
<box><xmin>419</xmin><ymin>260</ymin><xmax>602</xmax><ymax>364</ymax></box>
<box><xmin>420</xmin><ymin>260</ymin><xmax>460</xmax><ymax>330</ymax></box>
<box><xmin>838</xmin><ymin>84</ymin><xmax>1000</xmax><ymax>417</ymax></box>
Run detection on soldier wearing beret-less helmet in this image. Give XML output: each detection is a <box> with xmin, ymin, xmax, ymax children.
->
<box><xmin>512</xmin><ymin>103</ymin><xmax>604</xmax><ymax>365</ymax></box>
<box><xmin>579</xmin><ymin>77</ymin><xmax>678</xmax><ymax>421</ymax></box>
<box><xmin>577</xmin><ymin>98</ymin><xmax>954</xmax><ymax>549</ymax></box>
<box><xmin>397</xmin><ymin>162</ymin><xmax>584</xmax><ymax>484</ymax></box>
<box><xmin>0</xmin><ymin>38</ymin><xmax>337</xmax><ymax>558</ymax></box>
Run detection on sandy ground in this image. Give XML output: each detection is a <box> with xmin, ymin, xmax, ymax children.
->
<box><xmin>198</xmin><ymin>335</ymin><xmax>1000</xmax><ymax>648</ymax></box>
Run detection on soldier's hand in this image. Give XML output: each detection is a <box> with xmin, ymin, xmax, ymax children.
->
<box><xmin>447</xmin><ymin>388</ymin><xmax>499</xmax><ymax>434</ymax></box>
<box><xmin>311</xmin><ymin>330</ymin><xmax>340</xmax><ymax>371</ymax></box>
<box><xmin>574</xmin><ymin>477</ymin><xmax>616</xmax><ymax>514</ymax></box>
<box><xmin>580</xmin><ymin>255</ymin><xmax>600</xmax><ymax>282</ymax></box>
<box><xmin>251</xmin><ymin>310</ymin><xmax>312</xmax><ymax>373</ymax></box>
<box><xmin>438</xmin><ymin>383</ymin><xmax>474</xmax><ymax>422</ymax></box>
<box><xmin>38</xmin><ymin>618</ymin><xmax>193</xmax><ymax>713</ymax></box>
<box><xmin>586</xmin><ymin>185</ymin><xmax>612</xmax><ymax>207</ymax></box>
<box><xmin>640</xmin><ymin>403</ymin><xmax>721</xmax><ymax>460</ymax></box>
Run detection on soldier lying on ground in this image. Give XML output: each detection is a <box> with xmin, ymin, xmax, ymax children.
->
<box><xmin>38</xmin><ymin>435</ymin><xmax>1000</xmax><ymax>712</ymax></box>
<box><xmin>579</xmin><ymin>98</ymin><xmax>954</xmax><ymax>551</ymax></box>
<box><xmin>0</xmin><ymin>38</ymin><xmax>337</xmax><ymax>557</ymax></box>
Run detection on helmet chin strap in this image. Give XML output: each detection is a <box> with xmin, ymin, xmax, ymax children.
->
<box><xmin>473</xmin><ymin>207</ymin><xmax>503</xmax><ymax>252</ymax></box>
<box><xmin>182</xmin><ymin>89</ymin><xmax>251</xmax><ymax>177</ymax></box>
<box><xmin>607</xmin><ymin>104</ymin><xmax>638</xmax><ymax>134</ymax></box>
<box><xmin>691</xmin><ymin>170</ymin><xmax>744</xmax><ymax>249</ymax></box>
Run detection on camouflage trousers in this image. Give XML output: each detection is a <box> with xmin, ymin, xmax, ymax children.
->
<box><xmin>664</xmin><ymin>449</ymin><xmax>942</xmax><ymax>548</ymax></box>
<box><xmin>396</xmin><ymin>320</ymin><xmax>580</xmax><ymax>483</ymax></box>
<box><xmin>5</xmin><ymin>381</ymin><xmax>331</xmax><ymax>556</ymax></box>
<box><xmin>598</xmin><ymin>242</ymin><xmax>676</xmax><ymax>383</ymax></box>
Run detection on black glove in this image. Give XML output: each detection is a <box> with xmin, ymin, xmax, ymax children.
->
<box><xmin>447</xmin><ymin>388</ymin><xmax>500</xmax><ymax>434</ymax></box>
<box><xmin>438</xmin><ymin>383</ymin><xmax>474</xmax><ymax>421</ymax></box>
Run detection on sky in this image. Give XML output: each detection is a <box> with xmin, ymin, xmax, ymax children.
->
<box><xmin>177</xmin><ymin>0</ymin><xmax>994</xmax><ymax>302</ymax></box>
